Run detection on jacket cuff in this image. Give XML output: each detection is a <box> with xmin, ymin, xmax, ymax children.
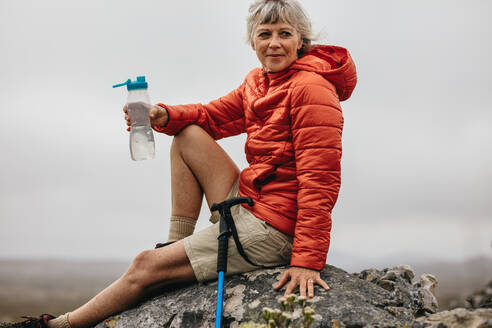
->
<box><xmin>290</xmin><ymin>251</ymin><xmax>326</xmax><ymax>271</ymax></box>
<box><xmin>152</xmin><ymin>103</ymin><xmax>176</xmax><ymax>135</ymax></box>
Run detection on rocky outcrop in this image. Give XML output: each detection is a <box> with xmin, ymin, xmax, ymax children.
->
<box><xmin>93</xmin><ymin>264</ymin><xmax>440</xmax><ymax>327</ymax></box>
<box><xmin>2</xmin><ymin>264</ymin><xmax>491</xmax><ymax>327</ymax></box>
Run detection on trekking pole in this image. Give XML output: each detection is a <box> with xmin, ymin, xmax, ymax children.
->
<box><xmin>211</xmin><ymin>196</ymin><xmax>254</xmax><ymax>328</ymax></box>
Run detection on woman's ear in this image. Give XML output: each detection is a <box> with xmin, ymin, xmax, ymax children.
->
<box><xmin>251</xmin><ymin>41</ymin><xmax>256</xmax><ymax>51</ymax></box>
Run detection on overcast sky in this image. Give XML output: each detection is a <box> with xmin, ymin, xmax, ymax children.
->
<box><xmin>0</xmin><ymin>0</ymin><xmax>491</xmax><ymax>270</ymax></box>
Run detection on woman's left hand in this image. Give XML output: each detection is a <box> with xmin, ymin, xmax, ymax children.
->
<box><xmin>274</xmin><ymin>266</ymin><xmax>330</xmax><ymax>298</ymax></box>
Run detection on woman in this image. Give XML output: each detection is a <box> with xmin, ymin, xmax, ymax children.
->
<box><xmin>34</xmin><ymin>0</ymin><xmax>357</xmax><ymax>327</ymax></box>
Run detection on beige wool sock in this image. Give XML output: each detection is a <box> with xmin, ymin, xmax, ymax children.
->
<box><xmin>167</xmin><ymin>215</ymin><xmax>197</xmax><ymax>242</ymax></box>
<box><xmin>47</xmin><ymin>313</ymin><xmax>71</xmax><ymax>328</ymax></box>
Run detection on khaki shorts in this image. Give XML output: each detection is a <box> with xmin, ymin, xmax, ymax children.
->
<box><xmin>183</xmin><ymin>179</ymin><xmax>293</xmax><ymax>282</ymax></box>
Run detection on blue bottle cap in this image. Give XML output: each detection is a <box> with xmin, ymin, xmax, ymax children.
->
<box><xmin>112</xmin><ymin>76</ymin><xmax>148</xmax><ymax>90</ymax></box>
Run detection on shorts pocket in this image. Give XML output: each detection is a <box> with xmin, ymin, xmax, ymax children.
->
<box><xmin>267</xmin><ymin>225</ymin><xmax>293</xmax><ymax>261</ymax></box>
<box><xmin>245</xmin><ymin>221</ymin><xmax>293</xmax><ymax>267</ymax></box>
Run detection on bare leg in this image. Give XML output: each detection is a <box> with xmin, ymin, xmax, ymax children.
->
<box><xmin>170</xmin><ymin>125</ymin><xmax>240</xmax><ymax>218</ymax></box>
<box><xmin>66</xmin><ymin>125</ymin><xmax>240</xmax><ymax>327</ymax></box>
<box><xmin>68</xmin><ymin>241</ymin><xmax>193</xmax><ymax>328</ymax></box>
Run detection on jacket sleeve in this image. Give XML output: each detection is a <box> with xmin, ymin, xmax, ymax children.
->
<box><xmin>152</xmin><ymin>82</ymin><xmax>246</xmax><ymax>140</ymax></box>
<box><xmin>289</xmin><ymin>80</ymin><xmax>344</xmax><ymax>270</ymax></box>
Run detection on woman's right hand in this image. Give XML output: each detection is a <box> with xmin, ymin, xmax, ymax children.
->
<box><xmin>149</xmin><ymin>104</ymin><xmax>169</xmax><ymax>129</ymax></box>
<box><xmin>123</xmin><ymin>104</ymin><xmax>169</xmax><ymax>132</ymax></box>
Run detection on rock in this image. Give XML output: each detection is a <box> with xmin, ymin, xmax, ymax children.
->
<box><xmin>416</xmin><ymin>308</ymin><xmax>492</xmax><ymax>328</ymax></box>
<box><xmin>414</xmin><ymin>274</ymin><xmax>439</xmax><ymax>314</ymax></box>
<box><xmin>358</xmin><ymin>265</ymin><xmax>439</xmax><ymax>319</ymax></box>
<box><xmin>381</xmin><ymin>265</ymin><xmax>415</xmax><ymax>284</ymax></box>
<box><xmin>90</xmin><ymin>264</ymin><xmax>435</xmax><ymax>327</ymax></box>
<box><xmin>450</xmin><ymin>279</ymin><xmax>492</xmax><ymax>310</ymax></box>
<box><xmin>0</xmin><ymin>264</ymin><xmax>451</xmax><ymax>328</ymax></box>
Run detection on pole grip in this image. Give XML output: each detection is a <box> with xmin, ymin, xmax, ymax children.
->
<box><xmin>217</xmin><ymin>237</ymin><xmax>229</xmax><ymax>273</ymax></box>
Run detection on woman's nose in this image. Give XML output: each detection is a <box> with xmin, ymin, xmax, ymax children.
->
<box><xmin>269</xmin><ymin>36</ymin><xmax>281</xmax><ymax>48</ymax></box>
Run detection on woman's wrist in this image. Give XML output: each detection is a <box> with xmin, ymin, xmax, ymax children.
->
<box><xmin>150</xmin><ymin>104</ymin><xmax>169</xmax><ymax>129</ymax></box>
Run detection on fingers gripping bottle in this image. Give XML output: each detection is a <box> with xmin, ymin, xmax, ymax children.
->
<box><xmin>113</xmin><ymin>76</ymin><xmax>155</xmax><ymax>161</ymax></box>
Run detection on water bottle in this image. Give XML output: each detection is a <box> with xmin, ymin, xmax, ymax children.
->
<box><xmin>113</xmin><ymin>76</ymin><xmax>155</xmax><ymax>161</ymax></box>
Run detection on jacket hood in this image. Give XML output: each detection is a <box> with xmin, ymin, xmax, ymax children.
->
<box><xmin>291</xmin><ymin>45</ymin><xmax>357</xmax><ymax>101</ymax></box>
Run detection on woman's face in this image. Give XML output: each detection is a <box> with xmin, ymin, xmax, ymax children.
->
<box><xmin>252</xmin><ymin>21</ymin><xmax>302</xmax><ymax>73</ymax></box>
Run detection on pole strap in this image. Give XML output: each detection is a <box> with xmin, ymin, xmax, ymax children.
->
<box><xmin>218</xmin><ymin>206</ymin><xmax>278</xmax><ymax>269</ymax></box>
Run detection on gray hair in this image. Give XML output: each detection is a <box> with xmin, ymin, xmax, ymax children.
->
<box><xmin>247</xmin><ymin>0</ymin><xmax>314</xmax><ymax>57</ymax></box>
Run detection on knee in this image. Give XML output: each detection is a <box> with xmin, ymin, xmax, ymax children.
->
<box><xmin>124</xmin><ymin>250</ymin><xmax>155</xmax><ymax>289</ymax></box>
<box><xmin>172</xmin><ymin>125</ymin><xmax>207</xmax><ymax>148</ymax></box>
<box><xmin>177</xmin><ymin>124</ymin><xmax>205</xmax><ymax>138</ymax></box>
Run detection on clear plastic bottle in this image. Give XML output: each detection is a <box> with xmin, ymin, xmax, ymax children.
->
<box><xmin>113</xmin><ymin>76</ymin><xmax>155</xmax><ymax>161</ymax></box>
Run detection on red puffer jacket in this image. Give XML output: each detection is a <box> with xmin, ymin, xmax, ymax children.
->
<box><xmin>154</xmin><ymin>45</ymin><xmax>357</xmax><ymax>270</ymax></box>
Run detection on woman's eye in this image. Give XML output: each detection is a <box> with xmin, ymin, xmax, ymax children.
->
<box><xmin>281</xmin><ymin>31</ymin><xmax>292</xmax><ymax>37</ymax></box>
<box><xmin>258</xmin><ymin>32</ymin><xmax>271</xmax><ymax>38</ymax></box>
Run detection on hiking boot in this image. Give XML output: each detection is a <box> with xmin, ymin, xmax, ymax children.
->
<box><xmin>15</xmin><ymin>314</ymin><xmax>55</xmax><ymax>328</ymax></box>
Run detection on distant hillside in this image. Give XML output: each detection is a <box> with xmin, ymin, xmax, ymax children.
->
<box><xmin>0</xmin><ymin>259</ymin><xmax>129</xmax><ymax>323</ymax></box>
